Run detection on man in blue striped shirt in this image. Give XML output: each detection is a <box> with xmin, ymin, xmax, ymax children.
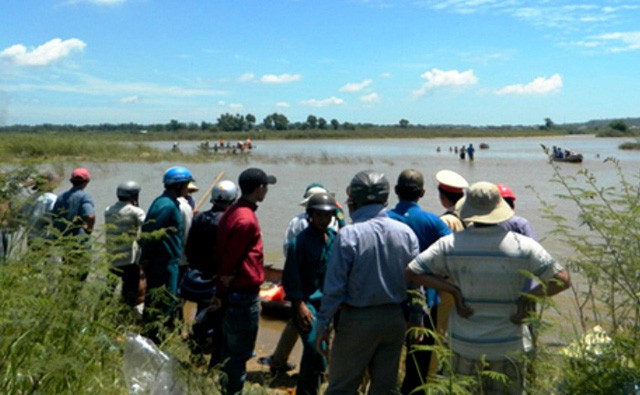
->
<box><xmin>405</xmin><ymin>181</ymin><xmax>570</xmax><ymax>394</ymax></box>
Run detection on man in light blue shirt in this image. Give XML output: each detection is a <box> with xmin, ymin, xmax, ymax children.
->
<box><xmin>315</xmin><ymin>170</ymin><xmax>419</xmax><ymax>394</ymax></box>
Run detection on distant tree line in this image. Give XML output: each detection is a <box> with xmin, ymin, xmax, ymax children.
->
<box><xmin>1</xmin><ymin>114</ymin><xmax>638</xmax><ymax>134</ymax></box>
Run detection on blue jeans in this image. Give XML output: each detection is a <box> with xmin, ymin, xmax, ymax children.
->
<box><xmin>296</xmin><ymin>302</ymin><xmax>326</xmax><ymax>395</ymax></box>
<box><xmin>221</xmin><ymin>292</ymin><xmax>260</xmax><ymax>395</ymax></box>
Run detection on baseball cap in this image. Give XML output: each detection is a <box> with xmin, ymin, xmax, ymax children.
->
<box><xmin>238</xmin><ymin>167</ymin><xmax>277</xmax><ymax>192</ymax></box>
<box><xmin>70</xmin><ymin>168</ymin><xmax>90</xmax><ymax>182</ymax></box>
<box><xmin>187</xmin><ymin>181</ymin><xmax>199</xmax><ymax>192</ymax></box>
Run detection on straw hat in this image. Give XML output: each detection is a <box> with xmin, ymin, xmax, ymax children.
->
<box><xmin>458</xmin><ymin>181</ymin><xmax>513</xmax><ymax>224</ymax></box>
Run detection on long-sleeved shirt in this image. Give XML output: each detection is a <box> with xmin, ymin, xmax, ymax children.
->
<box><xmin>215</xmin><ymin>197</ymin><xmax>264</xmax><ymax>296</ymax></box>
<box><xmin>139</xmin><ymin>192</ymin><xmax>183</xmax><ymax>266</ymax></box>
<box><xmin>282</xmin><ymin>225</ymin><xmax>336</xmax><ymax>303</ymax></box>
<box><xmin>316</xmin><ymin>204</ymin><xmax>419</xmax><ymax>335</ymax></box>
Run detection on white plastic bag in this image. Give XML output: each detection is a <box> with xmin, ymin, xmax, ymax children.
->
<box><xmin>123</xmin><ymin>332</ymin><xmax>186</xmax><ymax>395</ymax></box>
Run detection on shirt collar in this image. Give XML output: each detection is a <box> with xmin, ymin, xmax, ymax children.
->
<box><xmin>351</xmin><ymin>203</ymin><xmax>387</xmax><ymax>223</ymax></box>
<box><xmin>237</xmin><ymin>196</ymin><xmax>258</xmax><ymax>211</ymax></box>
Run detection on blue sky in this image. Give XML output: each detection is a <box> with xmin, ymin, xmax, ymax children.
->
<box><xmin>1</xmin><ymin>0</ymin><xmax>639</xmax><ymax>127</ymax></box>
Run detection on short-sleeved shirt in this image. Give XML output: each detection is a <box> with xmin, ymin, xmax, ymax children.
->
<box><xmin>104</xmin><ymin>201</ymin><xmax>146</xmax><ymax>267</ymax></box>
<box><xmin>52</xmin><ymin>187</ymin><xmax>95</xmax><ymax>236</ymax></box>
<box><xmin>408</xmin><ymin>226</ymin><xmax>565</xmax><ymax>360</ymax></box>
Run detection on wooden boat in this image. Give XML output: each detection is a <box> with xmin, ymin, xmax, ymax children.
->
<box><xmin>260</xmin><ymin>265</ymin><xmax>291</xmax><ymax>319</ymax></box>
<box><xmin>551</xmin><ymin>153</ymin><xmax>583</xmax><ymax>163</ymax></box>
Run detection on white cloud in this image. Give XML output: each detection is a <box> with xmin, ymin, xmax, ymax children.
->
<box><xmin>360</xmin><ymin>92</ymin><xmax>381</xmax><ymax>103</ymax></box>
<box><xmin>380</xmin><ymin>72</ymin><xmax>392</xmax><ymax>78</ymax></box>
<box><xmin>217</xmin><ymin>100</ymin><xmax>226</xmax><ymax>106</ymax></box>
<box><xmin>413</xmin><ymin>68</ymin><xmax>478</xmax><ymax>97</ymax></box>
<box><xmin>276</xmin><ymin>102</ymin><xmax>290</xmax><ymax>108</ymax></box>
<box><xmin>300</xmin><ymin>96</ymin><xmax>345</xmax><ymax>107</ymax></box>
<box><xmin>239</xmin><ymin>73</ymin><xmax>255</xmax><ymax>82</ymax></box>
<box><xmin>495</xmin><ymin>74</ymin><xmax>563</xmax><ymax>95</ymax></box>
<box><xmin>119</xmin><ymin>95</ymin><xmax>139</xmax><ymax>104</ymax></box>
<box><xmin>260</xmin><ymin>73</ymin><xmax>301</xmax><ymax>84</ymax></box>
<box><xmin>6</xmin><ymin>73</ymin><xmax>224</xmax><ymax>98</ymax></box>
<box><xmin>339</xmin><ymin>79</ymin><xmax>372</xmax><ymax>93</ymax></box>
<box><xmin>590</xmin><ymin>31</ymin><xmax>640</xmax><ymax>52</ymax></box>
<box><xmin>229</xmin><ymin>103</ymin><xmax>243</xmax><ymax>110</ymax></box>
<box><xmin>1</xmin><ymin>38</ymin><xmax>86</xmax><ymax>67</ymax></box>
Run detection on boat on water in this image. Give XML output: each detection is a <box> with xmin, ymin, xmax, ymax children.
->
<box><xmin>551</xmin><ymin>153</ymin><xmax>584</xmax><ymax>163</ymax></box>
<box><xmin>259</xmin><ymin>265</ymin><xmax>291</xmax><ymax>319</ymax></box>
<box><xmin>479</xmin><ymin>142</ymin><xmax>490</xmax><ymax>149</ymax></box>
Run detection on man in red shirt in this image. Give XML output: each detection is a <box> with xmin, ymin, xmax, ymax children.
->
<box><xmin>214</xmin><ymin>167</ymin><xmax>276</xmax><ymax>395</ymax></box>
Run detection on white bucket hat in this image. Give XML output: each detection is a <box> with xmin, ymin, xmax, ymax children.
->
<box><xmin>458</xmin><ymin>181</ymin><xmax>513</xmax><ymax>224</ymax></box>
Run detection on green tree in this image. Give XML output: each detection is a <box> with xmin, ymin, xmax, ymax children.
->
<box><xmin>544</xmin><ymin>117</ymin><xmax>555</xmax><ymax>130</ymax></box>
<box><xmin>306</xmin><ymin>115</ymin><xmax>317</xmax><ymax>129</ymax></box>
<box><xmin>246</xmin><ymin>114</ymin><xmax>256</xmax><ymax>130</ymax></box>
<box><xmin>263</xmin><ymin>114</ymin><xmax>274</xmax><ymax>130</ymax></box>
<box><xmin>331</xmin><ymin>119</ymin><xmax>340</xmax><ymax>130</ymax></box>
<box><xmin>273</xmin><ymin>113</ymin><xmax>289</xmax><ymax>130</ymax></box>
<box><xmin>399</xmin><ymin>119</ymin><xmax>410</xmax><ymax>128</ymax></box>
<box><xmin>216</xmin><ymin>113</ymin><xmax>246</xmax><ymax>131</ymax></box>
<box><xmin>318</xmin><ymin>117</ymin><xmax>328</xmax><ymax>130</ymax></box>
<box><xmin>167</xmin><ymin>119</ymin><xmax>182</xmax><ymax>131</ymax></box>
<box><xmin>609</xmin><ymin>120</ymin><xmax>629</xmax><ymax>133</ymax></box>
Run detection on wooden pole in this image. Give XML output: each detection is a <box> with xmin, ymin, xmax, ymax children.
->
<box><xmin>195</xmin><ymin>171</ymin><xmax>225</xmax><ymax>212</ymax></box>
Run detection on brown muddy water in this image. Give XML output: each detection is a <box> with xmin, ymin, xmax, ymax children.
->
<box><xmin>52</xmin><ymin>135</ymin><xmax>640</xmax><ymax>372</ymax></box>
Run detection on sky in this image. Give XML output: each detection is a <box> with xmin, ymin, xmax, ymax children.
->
<box><xmin>1</xmin><ymin>0</ymin><xmax>639</xmax><ymax>127</ymax></box>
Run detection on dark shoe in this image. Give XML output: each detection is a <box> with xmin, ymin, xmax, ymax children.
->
<box><xmin>257</xmin><ymin>355</ymin><xmax>296</xmax><ymax>375</ymax></box>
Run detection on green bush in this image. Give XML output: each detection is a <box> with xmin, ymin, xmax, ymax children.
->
<box><xmin>535</xmin><ymin>157</ymin><xmax>640</xmax><ymax>393</ymax></box>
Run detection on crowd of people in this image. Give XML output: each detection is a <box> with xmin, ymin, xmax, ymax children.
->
<box><xmin>2</xmin><ymin>164</ymin><xmax>572</xmax><ymax>395</ymax></box>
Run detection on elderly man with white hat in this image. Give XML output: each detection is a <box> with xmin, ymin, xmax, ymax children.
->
<box><xmin>405</xmin><ymin>181</ymin><xmax>571</xmax><ymax>395</ymax></box>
